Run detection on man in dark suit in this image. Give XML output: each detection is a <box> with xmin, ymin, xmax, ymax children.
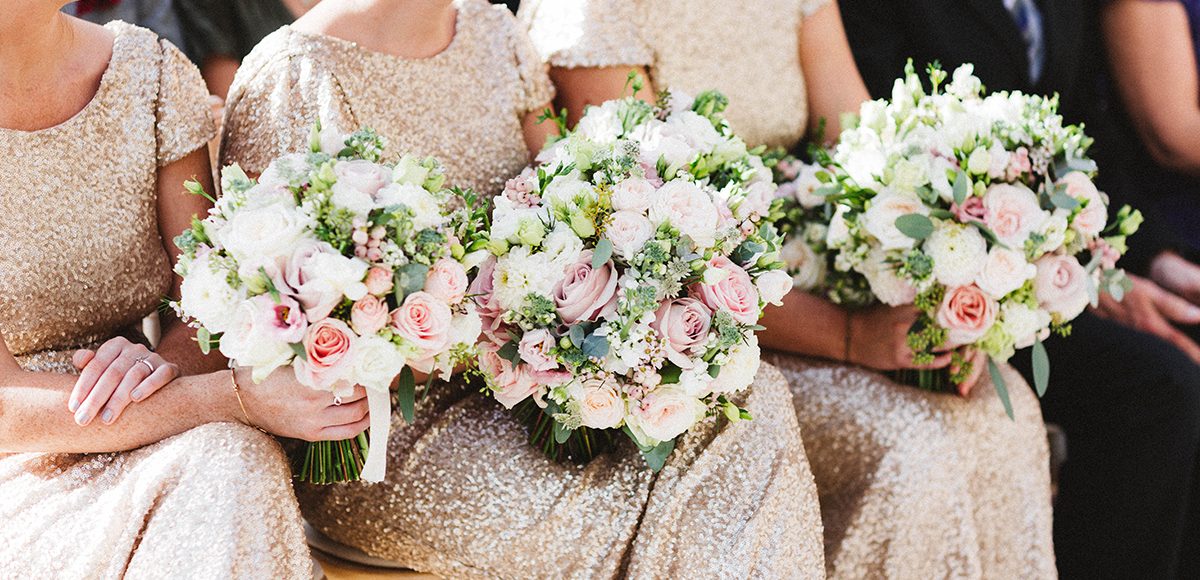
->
<box><xmin>840</xmin><ymin>1</ymin><xmax>1200</xmax><ymax>578</ymax></box>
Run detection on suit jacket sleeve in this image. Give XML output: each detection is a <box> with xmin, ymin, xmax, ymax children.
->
<box><xmin>839</xmin><ymin>0</ymin><xmax>912</xmax><ymax>99</ymax></box>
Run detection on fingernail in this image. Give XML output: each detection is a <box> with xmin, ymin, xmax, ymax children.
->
<box><xmin>74</xmin><ymin>410</ymin><xmax>89</xmax><ymax>426</ymax></box>
<box><xmin>68</xmin><ymin>400</ymin><xmax>78</xmax><ymax>412</ymax></box>
<box><xmin>101</xmin><ymin>409</ymin><xmax>113</xmax><ymax>424</ymax></box>
<box><xmin>130</xmin><ymin>388</ymin><xmax>144</xmax><ymax>401</ymax></box>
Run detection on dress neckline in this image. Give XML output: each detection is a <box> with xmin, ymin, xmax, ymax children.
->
<box><xmin>0</xmin><ymin>21</ymin><xmax>130</xmax><ymax>136</ymax></box>
<box><xmin>284</xmin><ymin>4</ymin><xmax>466</xmax><ymax>65</ymax></box>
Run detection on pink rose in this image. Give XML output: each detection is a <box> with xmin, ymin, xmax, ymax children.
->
<box><xmin>628</xmin><ymin>387</ymin><xmax>707</xmax><ymax>443</ymax></box>
<box><xmin>251</xmin><ymin>294</ymin><xmax>307</xmax><ymax>343</ymax></box>
<box><xmin>294</xmin><ymin>318</ymin><xmax>356</xmax><ymax>390</ymax></box>
<box><xmin>952</xmin><ymin>195</ymin><xmax>987</xmax><ymax>225</ymax></box>
<box><xmin>518</xmin><ymin>329</ymin><xmax>559</xmax><ymax>372</ymax></box>
<box><xmin>554</xmin><ymin>250</ymin><xmax>619</xmax><ymax>325</ymax></box>
<box><xmin>936</xmin><ymin>284</ymin><xmax>999</xmax><ymax>347</ymax></box>
<box><xmin>983</xmin><ymin>184</ymin><xmax>1047</xmax><ymax>247</ymax></box>
<box><xmin>573</xmin><ymin>378</ymin><xmax>626</xmax><ymax>430</ymax></box>
<box><xmin>689</xmin><ymin>256</ymin><xmax>759</xmax><ymax>324</ymax></box>
<box><xmin>423</xmin><ymin>258</ymin><xmax>469</xmax><ymax>304</ymax></box>
<box><xmin>469</xmin><ymin>258</ymin><xmax>510</xmax><ymax>343</ymax></box>
<box><xmin>284</xmin><ymin>243</ymin><xmax>344</xmax><ymax>322</ymax></box>
<box><xmin>652</xmin><ymin>298</ymin><xmax>712</xmax><ymax>369</ymax></box>
<box><xmin>1058</xmin><ymin>171</ymin><xmax>1108</xmax><ymax>237</ymax></box>
<box><xmin>605</xmin><ymin>210</ymin><xmax>655</xmax><ymax>258</ymax></box>
<box><xmin>390</xmin><ymin>291</ymin><xmax>453</xmax><ymax>371</ymax></box>
<box><xmin>350</xmin><ymin>295</ymin><xmax>389</xmax><ymax>336</ymax></box>
<box><xmin>1034</xmin><ymin>254</ymin><xmax>1090</xmax><ymax>320</ymax></box>
<box><xmin>611</xmin><ymin>177</ymin><xmax>656</xmax><ymax>212</ymax></box>
<box><xmin>365</xmin><ymin>266</ymin><xmax>394</xmax><ymax>296</ymax></box>
<box><xmin>334</xmin><ymin>159</ymin><xmax>392</xmax><ymax>196</ymax></box>
<box><xmin>479</xmin><ymin>342</ymin><xmax>541</xmax><ymax>409</ymax></box>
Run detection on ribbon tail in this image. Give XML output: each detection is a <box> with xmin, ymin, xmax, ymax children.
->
<box><xmin>360</xmin><ymin>388</ymin><xmax>391</xmax><ymax>483</ymax></box>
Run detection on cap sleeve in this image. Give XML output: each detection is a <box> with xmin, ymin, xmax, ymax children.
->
<box><xmin>155</xmin><ymin>39</ymin><xmax>216</xmax><ymax>167</ymax></box>
<box><xmin>508</xmin><ymin>12</ymin><xmax>555</xmax><ymax>115</ymax></box>
<box><xmin>518</xmin><ymin>0</ymin><xmax>652</xmax><ymax>69</ymax></box>
<box><xmin>220</xmin><ymin>35</ymin><xmax>357</xmax><ymax>174</ymax></box>
<box><xmin>800</xmin><ymin>0</ymin><xmax>833</xmax><ymax>17</ymax></box>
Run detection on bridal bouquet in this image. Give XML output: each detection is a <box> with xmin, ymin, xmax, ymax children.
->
<box><xmin>173</xmin><ymin>125</ymin><xmax>487</xmax><ymax>483</ymax></box>
<box><xmin>473</xmin><ymin>86</ymin><xmax>789</xmax><ymax>469</ymax></box>
<box><xmin>817</xmin><ymin>62</ymin><xmax>1141</xmax><ymax>416</ymax></box>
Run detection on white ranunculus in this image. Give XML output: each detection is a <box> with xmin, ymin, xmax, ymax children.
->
<box><xmin>217</xmin><ymin>199</ymin><xmax>314</xmax><ymax>266</ymax></box>
<box><xmin>179</xmin><ymin>251</ymin><xmax>244</xmax><ymax>334</ymax></box>
<box><xmin>862</xmin><ymin>189</ymin><xmax>930</xmax><ymax>250</ymax></box>
<box><xmin>713</xmin><ymin>335</ymin><xmax>760</xmax><ymax>394</ymax></box>
<box><xmin>781</xmin><ymin>237</ymin><xmax>826</xmax><ymax>291</ymax></box>
<box><xmin>492</xmin><ymin>246</ymin><xmax>560</xmax><ymax>310</ymax></box>
<box><xmin>925</xmin><ymin>223</ymin><xmax>987</xmax><ymax>287</ymax></box>
<box><xmin>605</xmin><ymin>210</ymin><xmax>655</xmax><ymax>259</ymax></box>
<box><xmin>627</xmin><ymin>387</ymin><xmax>708</xmax><ymax>445</ymax></box>
<box><xmin>350</xmin><ymin>335</ymin><xmax>407</xmax><ymax>392</ymax></box>
<box><xmin>541</xmin><ymin>223</ymin><xmax>585</xmax><ymax>269</ymax></box>
<box><xmin>663</xmin><ymin>110</ymin><xmax>723</xmax><ymax>152</ymax></box>
<box><xmin>1002</xmin><ymin>302</ymin><xmax>1052</xmax><ymax>350</ymax></box>
<box><xmin>860</xmin><ymin>247</ymin><xmax>917</xmax><ymax>306</ymax></box>
<box><xmin>755</xmin><ymin>270</ymin><xmax>794</xmax><ymax>306</ymax></box>
<box><xmin>975</xmin><ymin>247</ymin><xmax>1037</xmax><ymax>299</ymax></box>
<box><xmin>648</xmin><ymin>180</ymin><xmax>720</xmax><ymax>248</ymax></box>
<box><xmin>376</xmin><ymin>183</ymin><xmax>444</xmax><ymax>231</ymax></box>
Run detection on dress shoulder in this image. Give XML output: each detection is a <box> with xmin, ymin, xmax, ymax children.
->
<box><xmin>518</xmin><ymin>0</ymin><xmax>652</xmax><ymax>69</ymax></box>
<box><xmin>475</xmin><ymin>0</ymin><xmax>555</xmax><ymax>114</ymax></box>
<box><xmin>800</xmin><ymin>0</ymin><xmax>832</xmax><ymax>17</ymax></box>
<box><xmin>220</xmin><ymin>28</ymin><xmax>357</xmax><ymax>174</ymax></box>
<box><xmin>155</xmin><ymin>38</ymin><xmax>217</xmax><ymax>166</ymax></box>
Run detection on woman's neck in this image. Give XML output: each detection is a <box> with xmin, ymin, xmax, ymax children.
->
<box><xmin>294</xmin><ymin>0</ymin><xmax>458</xmax><ymax>59</ymax></box>
<box><xmin>0</xmin><ymin>8</ymin><xmax>74</xmax><ymax>87</ymax></box>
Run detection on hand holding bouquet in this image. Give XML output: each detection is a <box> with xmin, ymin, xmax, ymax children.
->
<box><xmin>173</xmin><ymin>125</ymin><xmax>487</xmax><ymax>482</ymax></box>
<box><xmin>473</xmin><ymin>82</ymin><xmax>789</xmax><ymax>469</ymax></box>
<box><xmin>812</xmin><ymin>62</ymin><xmax>1141</xmax><ymax>416</ymax></box>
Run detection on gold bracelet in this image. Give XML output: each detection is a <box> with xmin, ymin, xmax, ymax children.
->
<box><xmin>230</xmin><ymin>368</ymin><xmax>267</xmax><ymax>434</ymax></box>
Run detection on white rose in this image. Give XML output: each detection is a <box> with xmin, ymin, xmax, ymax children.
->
<box><xmin>575</xmin><ymin>101</ymin><xmax>623</xmax><ymax>144</ymax></box>
<box><xmin>1001</xmin><ymin>302</ymin><xmax>1052</xmax><ymax>350</ymax></box>
<box><xmin>492</xmin><ymin>246</ymin><xmax>560</xmax><ymax>310</ymax></box>
<box><xmin>330</xmin><ymin>181</ymin><xmax>377</xmax><ymax>217</ymax></box>
<box><xmin>350</xmin><ymin>335</ymin><xmax>407</xmax><ymax>392</ymax></box>
<box><xmin>541</xmin><ymin>223</ymin><xmax>585</xmax><ymax>269</ymax></box>
<box><xmin>180</xmin><ymin>251</ymin><xmax>244</xmax><ymax>333</ymax></box>
<box><xmin>605</xmin><ymin>210</ymin><xmax>655</xmax><ymax>258</ymax></box>
<box><xmin>714</xmin><ymin>335</ymin><xmax>760</xmax><ymax>394</ymax></box>
<box><xmin>627</xmin><ymin>387</ymin><xmax>708</xmax><ymax>444</ymax></box>
<box><xmin>636</xmin><ymin>120</ymin><xmax>697</xmax><ymax>173</ymax></box>
<box><xmin>217</xmin><ymin>199</ymin><xmax>314</xmax><ymax>265</ymax></box>
<box><xmin>391</xmin><ymin>155</ymin><xmax>431</xmax><ymax>187</ymax></box>
<box><xmin>736</xmin><ymin>181</ymin><xmax>775</xmax><ymax>220</ymax></box>
<box><xmin>791</xmin><ymin>163</ymin><xmax>827</xmax><ymax>209</ymax></box>
<box><xmin>218</xmin><ymin>301</ymin><xmax>294</xmax><ymax>382</ymax></box>
<box><xmin>891</xmin><ymin>157</ymin><xmax>930</xmax><ymax>191</ymax></box>
<box><xmin>755</xmin><ymin>270</ymin><xmax>794</xmax><ymax>306</ymax></box>
<box><xmin>571</xmin><ymin>378</ymin><xmax>626</xmax><ymax>430</ymax></box>
<box><xmin>317</xmin><ymin>123</ymin><xmax>347</xmax><ymax>156</ymax></box>
<box><xmin>648</xmin><ymin>180</ymin><xmax>720</xmax><ymax>248</ymax></box>
<box><xmin>860</xmin><ymin>247</ymin><xmax>917</xmax><ymax>306</ymax></box>
<box><xmin>611</xmin><ymin>177</ymin><xmax>657</xmax><ymax>212</ymax></box>
<box><xmin>664</xmin><ymin>110</ymin><xmax>723</xmax><ymax>152</ymax></box>
<box><xmin>983</xmin><ymin>183</ymin><xmax>1048</xmax><ymax>248</ymax></box>
<box><xmin>376</xmin><ymin>183</ymin><xmax>445</xmax><ymax>231</ymax></box>
<box><xmin>924</xmin><ymin>223</ymin><xmax>987</xmax><ymax>287</ymax></box>
<box><xmin>863</xmin><ymin>189</ymin><xmax>929</xmax><ymax>250</ymax></box>
<box><xmin>782</xmin><ymin>237</ymin><xmax>826</xmax><ymax>291</ymax></box>
<box><xmin>288</xmin><ymin>245</ymin><xmax>370</xmax><ymax>320</ymax></box>
<box><xmin>975</xmin><ymin>247</ymin><xmax>1037</xmax><ymax>299</ymax></box>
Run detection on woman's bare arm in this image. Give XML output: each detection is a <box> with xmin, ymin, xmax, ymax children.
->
<box><xmin>550</xmin><ymin>65</ymin><xmax>654</xmax><ymax>127</ymax></box>
<box><xmin>799</xmin><ymin>1</ymin><xmax>871</xmax><ymax>140</ymax></box>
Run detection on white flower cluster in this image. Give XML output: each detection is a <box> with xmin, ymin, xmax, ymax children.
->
<box><xmin>475</xmin><ymin>89</ymin><xmax>788</xmax><ymax>462</ymax></box>
<box><xmin>173</xmin><ymin>125</ymin><xmax>488</xmax><ymax>482</ymax></box>
<box><xmin>822</xmin><ymin>63</ymin><xmax>1141</xmax><ymax>368</ymax></box>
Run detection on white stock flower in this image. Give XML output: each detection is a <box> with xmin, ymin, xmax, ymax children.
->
<box><xmin>925</xmin><ymin>223</ymin><xmax>987</xmax><ymax>287</ymax></box>
<box><xmin>713</xmin><ymin>335</ymin><xmax>760</xmax><ymax>394</ymax></box>
<box><xmin>541</xmin><ymin>223</ymin><xmax>585</xmax><ymax>269</ymax></box>
<box><xmin>1001</xmin><ymin>302</ymin><xmax>1052</xmax><ymax>350</ymax></box>
<box><xmin>575</xmin><ymin>101</ymin><xmax>623</xmax><ymax>144</ymax></box>
<box><xmin>492</xmin><ymin>246</ymin><xmax>560</xmax><ymax>310</ymax></box>
<box><xmin>541</xmin><ymin>174</ymin><xmax>597</xmax><ymax>210</ymax></box>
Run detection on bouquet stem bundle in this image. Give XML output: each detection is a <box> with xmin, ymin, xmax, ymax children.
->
<box><xmin>514</xmin><ymin>399</ymin><xmax>617</xmax><ymax>463</ymax></box>
<box><xmin>296</xmin><ymin>434</ymin><xmax>370</xmax><ymax>484</ymax></box>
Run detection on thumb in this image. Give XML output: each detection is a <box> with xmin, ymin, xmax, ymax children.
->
<box><xmin>1151</xmin><ymin>284</ymin><xmax>1200</xmax><ymax>325</ymax></box>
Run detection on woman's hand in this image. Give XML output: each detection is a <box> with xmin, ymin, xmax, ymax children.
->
<box><xmin>847</xmin><ymin>305</ymin><xmax>986</xmax><ymax>396</ymax></box>
<box><xmin>69</xmin><ymin>337</ymin><xmax>180</xmax><ymax>426</ymax></box>
<box><xmin>235</xmin><ymin>367</ymin><xmax>372</xmax><ymax>442</ymax></box>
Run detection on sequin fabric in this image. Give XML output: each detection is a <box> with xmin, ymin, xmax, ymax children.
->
<box><xmin>765</xmin><ymin>354</ymin><xmax>1056</xmax><ymax>579</ymax></box>
<box><xmin>520</xmin><ymin>0</ymin><xmax>831</xmax><ymax>150</ymax></box>
<box><xmin>221</xmin><ymin>0</ymin><xmax>553</xmax><ymax>196</ymax></box>
<box><xmin>221</xmin><ymin>3</ymin><xmax>825</xmax><ymax>576</ymax></box>
<box><xmin>0</xmin><ymin>22</ymin><xmax>312</xmax><ymax>579</ymax></box>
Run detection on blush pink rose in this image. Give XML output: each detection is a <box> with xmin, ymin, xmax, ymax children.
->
<box><xmin>423</xmin><ymin>258</ymin><xmax>469</xmax><ymax>304</ymax></box>
<box><xmin>334</xmin><ymin>159</ymin><xmax>392</xmax><ymax>196</ymax></box>
<box><xmin>365</xmin><ymin>266</ymin><xmax>394</xmax><ymax>296</ymax></box>
<box><xmin>294</xmin><ymin>318</ymin><xmax>356</xmax><ymax>390</ymax></box>
<box><xmin>611</xmin><ymin>177</ymin><xmax>657</xmax><ymax>212</ymax></box>
<box><xmin>983</xmin><ymin>183</ymin><xmax>1047</xmax><ymax>247</ymax></box>
<box><xmin>390</xmin><ymin>291</ymin><xmax>453</xmax><ymax>371</ymax></box>
<box><xmin>1034</xmin><ymin>254</ymin><xmax>1090</xmax><ymax>320</ymax></box>
<box><xmin>936</xmin><ymin>284</ymin><xmax>999</xmax><ymax>347</ymax></box>
<box><xmin>518</xmin><ymin>329</ymin><xmax>559</xmax><ymax>372</ymax></box>
<box><xmin>554</xmin><ymin>250</ymin><xmax>619</xmax><ymax>325</ymax></box>
<box><xmin>285</xmin><ymin>243</ymin><xmax>344</xmax><ymax>322</ymax></box>
<box><xmin>252</xmin><ymin>294</ymin><xmax>307</xmax><ymax>343</ymax></box>
<box><xmin>1058</xmin><ymin>171</ymin><xmax>1108</xmax><ymax>237</ymax></box>
<box><xmin>689</xmin><ymin>256</ymin><xmax>759</xmax><ymax>324</ymax></box>
<box><xmin>469</xmin><ymin>258</ymin><xmax>510</xmax><ymax>343</ymax></box>
<box><xmin>479</xmin><ymin>343</ymin><xmax>541</xmax><ymax>409</ymax></box>
<box><xmin>652</xmin><ymin>298</ymin><xmax>712</xmax><ymax>369</ymax></box>
<box><xmin>350</xmin><ymin>295</ymin><xmax>389</xmax><ymax>336</ymax></box>
<box><xmin>952</xmin><ymin>195</ymin><xmax>987</xmax><ymax>225</ymax></box>
<box><xmin>605</xmin><ymin>210</ymin><xmax>655</xmax><ymax>259</ymax></box>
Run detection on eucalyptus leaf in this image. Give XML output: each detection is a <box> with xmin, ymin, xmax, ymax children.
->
<box><xmin>553</xmin><ymin>420</ymin><xmax>572</xmax><ymax>444</ymax></box>
<box><xmin>289</xmin><ymin>342</ymin><xmax>308</xmax><ymax>362</ymax></box>
<box><xmin>814</xmin><ymin>184</ymin><xmax>841</xmax><ymax>198</ymax></box>
<box><xmin>987</xmin><ymin>357</ymin><xmax>1015</xmax><ymax>421</ymax></box>
<box><xmin>929</xmin><ymin>209</ymin><xmax>956</xmax><ymax>220</ymax></box>
<box><xmin>895</xmin><ymin>213</ymin><xmax>934</xmax><ymax>240</ymax></box>
<box><xmin>592</xmin><ymin>239</ymin><xmax>614</xmax><ymax>268</ymax></box>
<box><xmin>197</xmin><ymin>327</ymin><xmax>212</xmax><ymax>355</ymax></box>
<box><xmin>1032</xmin><ymin>340</ymin><xmax>1050</xmax><ymax>398</ymax></box>
<box><xmin>953</xmin><ymin>171</ymin><xmax>970</xmax><ymax>205</ymax></box>
<box><xmin>569</xmin><ymin>325</ymin><xmax>586</xmax><ymax>348</ymax></box>
<box><xmin>398</xmin><ymin>263</ymin><xmax>430</xmax><ymax>295</ymax></box>
<box><xmin>397</xmin><ymin>367</ymin><xmax>416</xmax><ymax>424</ymax></box>
<box><xmin>707</xmin><ymin>364</ymin><xmax>722</xmax><ymax>379</ymax></box>
<box><xmin>1050</xmin><ymin>192</ymin><xmax>1080</xmax><ymax>210</ymax></box>
<box><xmin>582</xmin><ymin>334</ymin><xmax>610</xmax><ymax>359</ymax></box>
<box><xmin>659</xmin><ymin>365</ymin><xmax>683</xmax><ymax>385</ymax></box>
<box><xmin>642</xmin><ymin>439</ymin><xmax>676</xmax><ymax>472</ymax></box>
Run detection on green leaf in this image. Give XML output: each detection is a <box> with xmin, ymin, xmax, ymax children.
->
<box><xmin>397</xmin><ymin>367</ymin><xmax>416</xmax><ymax>424</ymax></box>
<box><xmin>953</xmin><ymin>171</ymin><xmax>970</xmax><ymax>205</ymax></box>
<box><xmin>641</xmin><ymin>438</ymin><xmax>676</xmax><ymax>472</ymax></box>
<box><xmin>659</xmin><ymin>365</ymin><xmax>683</xmax><ymax>385</ymax></box>
<box><xmin>707</xmin><ymin>364</ymin><xmax>722</xmax><ymax>379</ymax></box>
<box><xmin>929</xmin><ymin>209</ymin><xmax>956</xmax><ymax>220</ymax></box>
<box><xmin>582</xmin><ymin>334</ymin><xmax>610</xmax><ymax>359</ymax></box>
<box><xmin>970</xmin><ymin>222</ymin><xmax>1009</xmax><ymax>249</ymax></box>
<box><xmin>895</xmin><ymin>213</ymin><xmax>934</xmax><ymax>240</ymax></box>
<box><xmin>569</xmin><ymin>325</ymin><xmax>586</xmax><ymax>348</ymax></box>
<box><xmin>553</xmin><ymin>419</ymin><xmax>572</xmax><ymax>444</ymax></box>
<box><xmin>289</xmin><ymin>342</ymin><xmax>308</xmax><ymax>362</ymax></box>
<box><xmin>197</xmin><ymin>327</ymin><xmax>212</xmax><ymax>355</ymax></box>
<box><xmin>397</xmin><ymin>263</ymin><xmax>430</xmax><ymax>295</ymax></box>
<box><xmin>592</xmin><ymin>239</ymin><xmax>613</xmax><ymax>269</ymax></box>
<box><xmin>498</xmin><ymin>340</ymin><xmax>521</xmax><ymax>365</ymax></box>
<box><xmin>987</xmin><ymin>357</ymin><xmax>1015</xmax><ymax>421</ymax></box>
<box><xmin>261</xmin><ymin>267</ymin><xmax>282</xmax><ymax>303</ymax></box>
<box><xmin>1050</xmin><ymin>191</ymin><xmax>1080</xmax><ymax>210</ymax></box>
<box><xmin>1031</xmin><ymin>340</ymin><xmax>1050</xmax><ymax>397</ymax></box>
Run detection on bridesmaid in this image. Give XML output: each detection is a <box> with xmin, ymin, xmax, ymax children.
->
<box><xmin>0</xmin><ymin>5</ymin><xmax>368</xmax><ymax>577</ymax></box>
<box><xmin>221</xmin><ymin>0</ymin><xmax>825</xmax><ymax>577</ymax></box>
<box><xmin>521</xmin><ymin>0</ymin><xmax>1056</xmax><ymax>578</ymax></box>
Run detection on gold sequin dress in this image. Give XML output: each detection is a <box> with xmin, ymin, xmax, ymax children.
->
<box><xmin>521</xmin><ymin>0</ymin><xmax>1057</xmax><ymax>577</ymax></box>
<box><xmin>0</xmin><ymin>22</ymin><xmax>312</xmax><ymax>579</ymax></box>
<box><xmin>221</xmin><ymin>2</ymin><xmax>824</xmax><ymax>577</ymax></box>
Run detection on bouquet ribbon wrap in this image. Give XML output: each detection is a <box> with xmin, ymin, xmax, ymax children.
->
<box><xmin>361</xmin><ymin>386</ymin><xmax>392</xmax><ymax>483</ymax></box>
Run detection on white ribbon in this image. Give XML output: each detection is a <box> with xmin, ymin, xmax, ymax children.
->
<box><xmin>360</xmin><ymin>387</ymin><xmax>391</xmax><ymax>483</ymax></box>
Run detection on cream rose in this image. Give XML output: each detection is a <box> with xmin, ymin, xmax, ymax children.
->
<box><xmin>628</xmin><ymin>387</ymin><xmax>708</xmax><ymax>444</ymax></box>
<box><xmin>983</xmin><ymin>183</ymin><xmax>1048</xmax><ymax>247</ymax></box>
<box><xmin>863</xmin><ymin>189</ymin><xmax>929</xmax><ymax>250</ymax></box>
<box><xmin>781</xmin><ymin>237</ymin><xmax>826</xmax><ymax>291</ymax></box>
<box><xmin>572</xmin><ymin>378</ymin><xmax>626</xmax><ymax>430</ymax></box>
<box><xmin>1034</xmin><ymin>254</ymin><xmax>1090</xmax><ymax>320</ymax></box>
<box><xmin>611</xmin><ymin>177</ymin><xmax>657</xmax><ymax>212</ymax></box>
<box><xmin>975</xmin><ymin>247</ymin><xmax>1037</xmax><ymax>299</ymax></box>
<box><xmin>605</xmin><ymin>210</ymin><xmax>655</xmax><ymax>259</ymax></box>
<box><xmin>648</xmin><ymin>180</ymin><xmax>720</xmax><ymax>248</ymax></box>
<box><xmin>755</xmin><ymin>270</ymin><xmax>794</xmax><ymax>306</ymax></box>
<box><xmin>350</xmin><ymin>335</ymin><xmax>406</xmax><ymax>392</ymax></box>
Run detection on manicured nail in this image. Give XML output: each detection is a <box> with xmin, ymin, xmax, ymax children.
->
<box><xmin>130</xmin><ymin>388</ymin><xmax>144</xmax><ymax>401</ymax></box>
<box><xmin>74</xmin><ymin>410</ymin><xmax>90</xmax><ymax>426</ymax></box>
<box><xmin>101</xmin><ymin>409</ymin><xmax>113</xmax><ymax>424</ymax></box>
<box><xmin>68</xmin><ymin>399</ymin><xmax>78</xmax><ymax>412</ymax></box>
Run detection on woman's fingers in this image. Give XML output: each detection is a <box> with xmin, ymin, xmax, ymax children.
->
<box><xmin>71</xmin><ymin>349</ymin><xmax>95</xmax><ymax>370</ymax></box>
<box><xmin>322</xmin><ymin>399</ymin><xmax>371</xmax><ymax>426</ymax></box>
<box><xmin>75</xmin><ymin>345</ymin><xmax>149</xmax><ymax>425</ymax></box>
<box><xmin>69</xmin><ymin>339</ymin><xmax>129</xmax><ymax>412</ymax></box>
<box><xmin>314</xmin><ymin>416</ymin><xmax>373</xmax><ymax>442</ymax></box>
<box><xmin>101</xmin><ymin>358</ymin><xmax>179</xmax><ymax>425</ymax></box>
<box><xmin>912</xmin><ymin>353</ymin><xmax>954</xmax><ymax>370</ymax></box>
<box><xmin>328</xmin><ymin>386</ymin><xmax>369</xmax><ymax>408</ymax></box>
